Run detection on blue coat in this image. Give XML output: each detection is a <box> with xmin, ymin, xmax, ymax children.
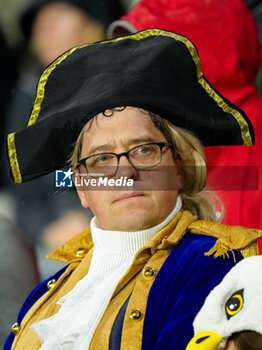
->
<box><xmin>5</xmin><ymin>234</ymin><xmax>243</xmax><ymax>349</ymax></box>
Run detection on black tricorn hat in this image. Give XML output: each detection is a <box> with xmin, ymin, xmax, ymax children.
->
<box><xmin>7</xmin><ymin>29</ymin><xmax>255</xmax><ymax>183</ymax></box>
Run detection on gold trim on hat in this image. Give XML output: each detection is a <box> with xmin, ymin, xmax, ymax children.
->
<box><xmin>7</xmin><ymin>133</ymin><xmax>22</xmax><ymax>183</ymax></box>
<box><xmin>27</xmin><ymin>46</ymin><xmax>81</xmax><ymax>126</ymax></box>
<box><xmin>198</xmin><ymin>77</ymin><xmax>253</xmax><ymax>145</ymax></box>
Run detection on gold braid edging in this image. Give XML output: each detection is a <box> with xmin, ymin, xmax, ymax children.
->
<box><xmin>7</xmin><ymin>133</ymin><xmax>22</xmax><ymax>183</ymax></box>
<box><xmin>198</xmin><ymin>77</ymin><xmax>253</xmax><ymax>145</ymax></box>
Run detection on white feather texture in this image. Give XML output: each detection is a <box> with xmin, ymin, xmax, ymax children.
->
<box><xmin>193</xmin><ymin>256</ymin><xmax>262</xmax><ymax>338</ymax></box>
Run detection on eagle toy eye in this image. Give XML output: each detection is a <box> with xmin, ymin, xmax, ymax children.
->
<box><xmin>225</xmin><ymin>289</ymin><xmax>244</xmax><ymax>320</ymax></box>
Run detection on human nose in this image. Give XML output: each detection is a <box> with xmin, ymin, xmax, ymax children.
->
<box><xmin>116</xmin><ymin>154</ymin><xmax>138</xmax><ymax>179</ymax></box>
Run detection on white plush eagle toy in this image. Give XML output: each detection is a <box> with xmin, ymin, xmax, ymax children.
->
<box><xmin>186</xmin><ymin>256</ymin><xmax>262</xmax><ymax>349</ymax></box>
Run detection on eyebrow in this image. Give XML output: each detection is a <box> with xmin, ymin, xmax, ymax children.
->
<box><xmin>87</xmin><ymin>137</ymin><xmax>160</xmax><ymax>156</ymax></box>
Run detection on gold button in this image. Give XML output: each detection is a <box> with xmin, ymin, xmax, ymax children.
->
<box><xmin>130</xmin><ymin>309</ymin><xmax>142</xmax><ymax>320</ymax></box>
<box><xmin>11</xmin><ymin>322</ymin><xmax>20</xmax><ymax>335</ymax></box>
<box><xmin>47</xmin><ymin>279</ymin><xmax>56</xmax><ymax>290</ymax></box>
<box><xmin>143</xmin><ymin>267</ymin><xmax>155</xmax><ymax>279</ymax></box>
<box><xmin>76</xmin><ymin>248</ymin><xmax>85</xmax><ymax>258</ymax></box>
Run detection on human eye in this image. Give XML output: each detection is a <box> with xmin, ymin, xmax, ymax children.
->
<box><xmin>88</xmin><ymin>154</ymin><xmax>114</xmax><ymax>166</ymax></box>
<box><xmin>135</xmin><ymin>144</ymin><xmax>156</xmax><ymax>155</ymax></box>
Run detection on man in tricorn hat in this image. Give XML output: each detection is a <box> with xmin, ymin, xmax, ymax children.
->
<box><xmin>4</xmin><ymin>29</ymin><xmax>262</xmax><ymax>350</ymax></box>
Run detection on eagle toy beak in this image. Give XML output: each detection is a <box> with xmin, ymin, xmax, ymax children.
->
<box><xmin>186</xmin><ymin>331</ymin><xmax>224</xmax><ymax>349</ymax></box>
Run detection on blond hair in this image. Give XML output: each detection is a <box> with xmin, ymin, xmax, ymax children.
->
<box><xmin>161</xmin><ymin>119</ymin><xmax>223</xmax><ymax>221</ymax></box>
<box><xmin>69</xmin><ymin>109</ymin><xmax>223</xmax><ymax>222</ymax></box>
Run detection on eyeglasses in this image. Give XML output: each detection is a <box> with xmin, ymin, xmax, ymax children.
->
<box><xmin>77</xmin><ymin>142</ymin><xmax>172</xmax><ymax>178</ymax></box>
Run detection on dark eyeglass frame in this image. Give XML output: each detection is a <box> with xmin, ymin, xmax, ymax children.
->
<box><xmin>77</xmin><ymin>142</ymin><xmax>173</xmax><ymax>178</ymax></box>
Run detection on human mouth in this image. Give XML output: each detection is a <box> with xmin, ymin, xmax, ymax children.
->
<box><xmin>113</xmin><ymin>192</ymin><xmax>144</xmax><ymax>203</ymax></box>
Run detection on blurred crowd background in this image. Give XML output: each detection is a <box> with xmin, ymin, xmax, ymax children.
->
<box><xmin>0</xmin><ymin>0</ymin><xmax>261</xmax><ymax>347</ymax></box>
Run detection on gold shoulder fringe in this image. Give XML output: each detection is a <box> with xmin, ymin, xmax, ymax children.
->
<box><xmin>189</xmin><ymin>220</ymin><xmax>262</xmax><ymax>259</ymax></box>
<box><xmin>204</xmin><ymin>239</ymin><xmax>237</xmax><ymax>262</ymax></box>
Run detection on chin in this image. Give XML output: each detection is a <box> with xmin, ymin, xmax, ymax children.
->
<box><xmin>115</xmin><ymin>212</ymin><xmax>159</xmax><ymax>232</ymax></box>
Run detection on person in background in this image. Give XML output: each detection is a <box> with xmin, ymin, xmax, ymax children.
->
<box><xmin>21</xmin><ymin>0</ymin><xmax>124</xmax><ymax>67</ymax></box>
<box><xmin>4</xmin><ymin>29</ymin><xmax>262</xmax><ymax>350</ymax></box>
<box><xmin>186</xmin><ymin>256</ymin><xmax>262</xmax><ymax>350</ymax></box>
<box><xmin>107</xmin><ymin>0</ymin><xmax>262</xmax><ymax>229</ymax></box>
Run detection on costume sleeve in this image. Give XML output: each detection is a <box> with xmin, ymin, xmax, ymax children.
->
<box><xmin>142</xmin><ymin>233</ymin><xmax>242</xmax><ymax>350</ymax></box>
<box><xmin>3</xmin><ymin>265</ymin><xmax>68</xmax><ymax>350</ymax></box>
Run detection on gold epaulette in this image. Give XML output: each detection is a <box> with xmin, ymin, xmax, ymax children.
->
<box><xmin>188</xmin><ymin>220</ymin><xmax>262</xmax><ymax>260</ymax></box>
